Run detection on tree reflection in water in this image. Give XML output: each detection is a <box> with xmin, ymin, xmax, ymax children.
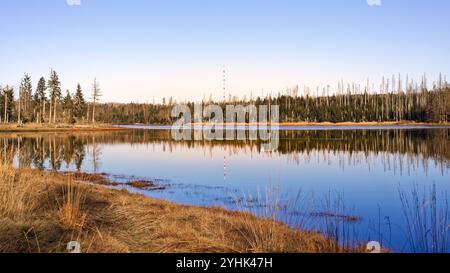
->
<box><xmin>1</xmin><ymin>129</ymin><xmax>449</xmax><ymax>175</ymax></box>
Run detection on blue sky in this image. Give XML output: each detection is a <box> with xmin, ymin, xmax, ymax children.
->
<box><xmin>0</xmin><ymin>0</ymin><xmax>449</xmax><ymax>102</ymax></box>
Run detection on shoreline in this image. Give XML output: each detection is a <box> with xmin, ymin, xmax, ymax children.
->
<box><xmin>122</xmin><ymin>121</ymin><xmax>450</xmax><ymax>127</ymax></box>
<box><xmin>0</xmin><ymin>165</ymin><xmax>354</xmax><ymax>253</ymax></box>
<box><xmin>269</xmin><ymin>121</ymin><xmax>450</xmax><ymax>127</ymax></box>
<box><xmin>0</xmin><ymin>121</ymin><xmax>448</xmax><ymax>133</ymax></box>
<box><xmin>0</xmin><ymin>124</ymin><xmax>130</xmax><ymax>133</ymax></box>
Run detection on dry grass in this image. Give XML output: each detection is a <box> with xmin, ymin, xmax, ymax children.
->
<box><xmin>126</xmin><ymin>180</ymin><xmax>167</xmax><ymax>191</ymax></box>
<box><xmin>69</xmin><ymin>172</ymin><xmax>118</xmax><ymax>186</ymax></box>
<box><xmin>0</xmin><ymin>164</ymin><xmax>348</xmax><ymax>253</ymax></box>
<box><xmin>56</xmin><ymin>176</ymin><xmax>87</xmax><ymax>231</ymax></box>
<box><xmin>0</xmin><ymin>165</ymin><xmax>38</xmax><ymax>220</ymax></box>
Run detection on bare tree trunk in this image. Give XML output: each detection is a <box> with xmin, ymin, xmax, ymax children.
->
<box><xmin>18</xmin><ymin>94</ymin><xmax>21</xmax><ymax>125</ymax></box>
<box><xmin>92</xmin><ymin>100</ymin><xmax>96</xmax><ymax>124</ymax></box>
<box><xmin>42</xmin><ymin>99</ymin><xmax>45</xmax><ymax>124</ymax></box>
<box><xmin>4</xmin><ymin>92</ymin><xmax>7</xmax><ymax>123</ymax></box>
<box><xmin>87</xmin><ymin>103</ymin><xmax>90</xmax><ymax>124</ymax></box>
<box><xmin>91</xmin><ymin>78</ymin><xmax>101</xmax><ymax>124</ymax></box>
<box><xmin>49</xmin><ymin>99</ymin><xmax>52</xmax><ymax>124</ymax></box>
<box><xmin>53</xmin><ymin>97</ymin><xmax>57</xmax><ymax>123</ymax></box>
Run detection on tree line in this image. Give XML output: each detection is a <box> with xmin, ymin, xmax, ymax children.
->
<box><xmin>92</xmin><ymin>74</ymin><xmax>449</xmax><ymax>124</ymax></box>
<box><xmin>1</xmin><ymin>72</ymin><xmax>449</xmax><ymax>125</ymax></box>
<box><xmin>0</xmin><ymin>70</ymin><xmax>101</xmax><ymax>124</ymax></box>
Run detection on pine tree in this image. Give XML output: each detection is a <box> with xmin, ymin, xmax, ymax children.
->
<box><xmin>2</xmin><ymin>86</ymin><xmax>14</xmax><ymax>123</ymax></box>
<box><xmin>35</xmin><ymin>77</ymin><xmax>47</xmax><ymax>123</ymax></box>
<box><xmin>18</xmin><ymin>74</ymin><xmax>33</xmax><ymax>124</ymax></box>
<box><xmin>73</xmin><ymin>83</ymin><xmax>87</xmax><ymax>120</ymax></box>
<box><xmin>47</xmin><ymin>70</ymin><xmax>61</xmax><ymax>123</ymax></box>
<box><xmin>63</xmin><ymin>90</ymin><xmax>74</xmax><ymax>123</ymax></box>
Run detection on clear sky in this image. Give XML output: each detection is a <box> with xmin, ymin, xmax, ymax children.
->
<box><xmin>1</xmin><ymin>0</ymin><xmax>449</xmax><ymax>103</ymax></box>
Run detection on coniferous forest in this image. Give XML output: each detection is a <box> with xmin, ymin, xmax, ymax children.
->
<box><xmin>1</xmin><ymin>71</ymin><xmax>449</xmax><ymax>125</ymax></box>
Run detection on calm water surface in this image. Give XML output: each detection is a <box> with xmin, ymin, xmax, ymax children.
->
<box><xmin>4</xmin><ymin>126</ymin><xmax>450</xmax><ymax>252</ymax></box>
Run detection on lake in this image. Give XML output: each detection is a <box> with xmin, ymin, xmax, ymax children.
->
<box><xmin>3</xmin><ymin>126</ymin><xmax>450</xmax><ymax>252</ymax></box>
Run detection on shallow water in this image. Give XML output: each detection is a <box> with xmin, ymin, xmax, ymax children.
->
<box><xmin>4</xmin><ymin>126</ymin><xmax>450</xmax><ymax>252</ymax></box>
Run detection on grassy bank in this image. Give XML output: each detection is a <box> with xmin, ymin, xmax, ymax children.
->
<box><xmin>0</xmin><ymin>123</ymin><xmax>129</xmax><ymax>133</ymax></box>
<box><xmin>0</xmin><ymin>164</ymin><xmax>345</xmax><ymax>253</ymax></box>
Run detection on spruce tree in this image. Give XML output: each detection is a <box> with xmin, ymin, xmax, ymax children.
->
<box><xmin>18</xmin><ymin>74</ymin><xmax>33</xmax><ymax>123</ymax></box>
<box><xmin>63</xmin><ymin>90</ymin><xmax>74</xmax><ymax>123</ymax></box>
<box><xmin>3</xmin><ymin>86</ymin><xmax>14</xmax><ymax>123</ymax></box>
<box><xmin>73</xmin><ymin>83</ymin><xmax>86</xmax><ymax>120</ymax></box>
<box><xmin>47</xmin><ymin>70</ymin><xmax>61</xmax><ymax>123</ymax></box>
<box><xmin>35</xmin><ymin>77</ymin><xmax>47</xmax><ymax>123</ymax></box>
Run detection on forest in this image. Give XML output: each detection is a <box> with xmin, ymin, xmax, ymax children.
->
<box><xmin>1</xmin><ymin>71</ymin><xmax>449</xmax><ymax>125</ymax></box>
